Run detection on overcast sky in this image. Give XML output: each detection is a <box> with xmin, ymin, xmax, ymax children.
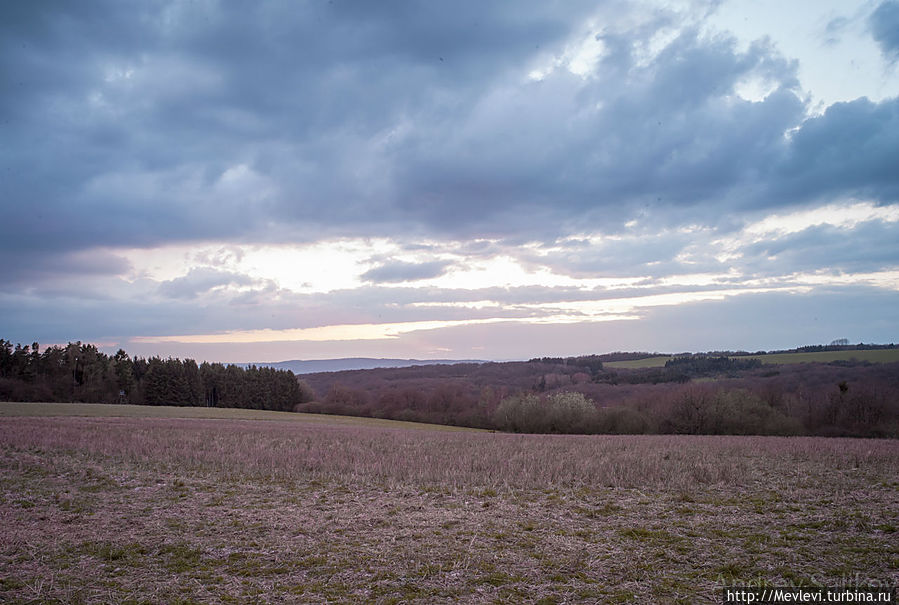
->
<box><xmin>2</xmin><ymin>0</ymin><xmax>898</xmax><ymax>362</ymax></box>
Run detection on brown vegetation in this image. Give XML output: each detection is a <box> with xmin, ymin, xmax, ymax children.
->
<box><xmin>3</xmin><ymin>339</ymin><xmax>898</xmax><ymax>437</ymax></box>
<box><xmin>1</xmin><ymin>414</ymin><xmax>896</xmax><ymax>603</ymax></box>
<box><xmin>299</xmin><ymin>360</ymin><xmax>899</xmax><ymax>437</ymax></box>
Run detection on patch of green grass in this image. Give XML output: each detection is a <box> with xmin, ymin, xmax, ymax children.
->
<box><xmin>472</xmin><ymin>571</ymin><xmax>523</xmax><ymax>587</ymax></box>
<box><xmin>740</xmin><ymin>349</ymin><xmax>899</xmax><ymax>365</ymax></box>
<box><xmin>158</xmin><ymin>542</ymin><xmax>205</xmax><ymax>573</ymax></box>
<box><xmin>75</xmin><ymin>540</ymin><xmax>149</xmax><ymax>568</ymax></box>
<box><xmin>605</xmin><ymin>356</ymin><xmax>672</xmax><ymax>369</ymax></box>
<box><xmin>618</xmin><ymin>527</ymin><xmax>683</xmax><ymax>546</ymax></box>
<box><xmin>0</xmin><ymin>577</ymin><xmax>26</xmax><ymax>591</ymax></box>
<box><xmin>55</xmin><ymin>492</ymin><xmax>94</xmax><ymax>514</ymax></box>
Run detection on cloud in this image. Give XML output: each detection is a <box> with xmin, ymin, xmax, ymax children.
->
<box><xmin>869</xmin><ymin>1</ymin><xmax>899</xmax><ymax>62</ymax></box>
<box><xmin>775</xmin><ymin>97</ymin><xmax>899</xmax><ymax>205</ymax></box>
<box><xmin>157</xmin><ymin>267</ymin><xmax>265</xmax><ymax>299</ymax></box>
<box><xmin>1</xmin><ymin>2</ymin><xmax>897</xmax><ymax>360</ymax></box>
<box><xmin>741</xmin><ymin>219</ymin><xmax>899</xmax><ymax>275</ymax></box>
<box><xmin>823</xmin><ymin>16</ymin><xmax>851</xmax><ymax>46</ymax></box>
<box><xmin>516</xmin><ymin>230</ymin><xmax>717</xmax><ymax>279</ymax></box>
<box><xmin>115</xmin><ymin>285</ymin><xmax>899</xmax><ymax>362</ymax></box>
<box><xmin>0</xmin><ymin>248</ymin><xmax>132</xmax><ymax>285</ymax></box>
<box><xmin>3</xmin><ymin>0</ymin><xmax>886</xmax><ymax>260</ymax></box>
<box><xmin>361</xmin><ymin>260</ymin><xmax>453</xmax><ymax>283</ymax></box>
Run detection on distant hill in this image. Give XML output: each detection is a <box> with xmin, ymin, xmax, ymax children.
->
<box><xmin>246</xmin><ymin>357</ymin><xmax>486</xmax><ymax>374</ymax></box>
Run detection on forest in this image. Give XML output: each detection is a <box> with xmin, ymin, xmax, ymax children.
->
<box><xmin>298</xmin><ymin>351</ymin><xmax>899</xmax><ymax>438</ymax></box>
<box><xmin>0</xmin><ymin>340</ymin><xmax>308</xmax><ymax>412</ymax></box>
<box><xmin>2</xmin><ymin>339</ymin><xmax>898</xmax><ymax>437</ymax></box>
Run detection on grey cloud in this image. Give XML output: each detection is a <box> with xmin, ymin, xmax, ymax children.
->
<box><xmin>741</xmin><ymin>220</ymin><xmax>899</xmax><ymax>275</ymax></box>
<box><xmin>775</xmin><ymin>97</ymin><xmax>899</xmax><ymax>205</ymax></box>
<box><xmin>517</xmin><ymin>231</ymin><xmax>718</xmax><ymax>278</ymax></box>
<box><xmin>869</xmin><ymin>1</ymin><xmax>899</xmax><ymax>61</ymax></box>
<box><xmin>158</xmin><ymin>267</ymin><xmax>263</xmax><ymax>299</ymax></box>
<box><xmin>631</xmin><ymin>286</ymin><xmax>899</xmax><ymax>352</ymax></box>
<box><xmin>0</xmin><ymin>1</ymin><xmax>600</xmax><ymax>258</ymax></box>
<box><xmin>1</xmin><ymin>0</ymin><xmax>897</xmax><ymax>297</ymax></box>
<box><xmin>0</xmin><ymin>2</ymin><xmax>799</xmax><ymax>253</ymax></box>
<box><xmin>361</xmin><ymin>260</ymin><xmax>453</xmax><ymax>283</ymax></box>
<box><xmin>824</xmin><ymin>16</ymin><xmax>850</xmax><ymax>45</ymax></box>
<box><xmin>303</xmin><ymin>287</ymin><xmax>899</xmax><ymax>360</ymax></box>
<box><xmin>391</xmin><ymin>29</ymin><xmax>806</xmax><ymax>235</ymax></box>
<box><xmin>0</xmin><ymin>248</ymin><xmax>132</xmax><ymax>285</ymax></box>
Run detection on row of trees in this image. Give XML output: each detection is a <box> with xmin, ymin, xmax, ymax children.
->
<box><xmin>3</xmin><ymin>339</ymin><xmax>897</xmax><ymax>436</ymax></box>
<box><xmin>0</xmin><ymin>340</ymin><xmax>309</xmax><ymax>411</ymax></box>
<box><xmin>297</xmin><ymin>374</ymin><xmax>898</xmax><ymax>437</ymax></box>
<box><xmin>492</xmin><ymin>381</ymin><xmax>897</xmax><ymax>437</ymax></box>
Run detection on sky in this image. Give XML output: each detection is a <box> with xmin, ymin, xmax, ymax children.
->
<box><xmin>2</xmin><ymin>0</ymin><xmax>898</xmax><ymax>363</ymax></box>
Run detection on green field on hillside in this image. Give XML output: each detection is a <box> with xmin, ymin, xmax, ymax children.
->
<box><xmin>605</xmin><ymin>348</ymin><xmax>899</xmax><ymax>369</ymax></box>
<box><xmin>739</xmin><ymin>349</ymin><xmax>899</xmax><ymax>365</ymax></box>
<box><xmin>604</xmin><ymin>356</ymin><xmax>672</xmax><ymax>368</ymax></box>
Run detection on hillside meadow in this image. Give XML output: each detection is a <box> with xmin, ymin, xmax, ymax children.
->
<box><xmin>604</xmin><ymin>349</ymin><xmax>899</xmax><ymax>369</ymax></box>
<box><xmin>1</xmin><ymin>403</ymin><xmax>897</xmax><ymax>603</ymax></box>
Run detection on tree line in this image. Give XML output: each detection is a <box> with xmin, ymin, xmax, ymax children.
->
<box><xmin>0</xmin><ymin>340</ymin><xmax>309</xmax><ymax>411</ymax></box>
<box><xmin>298</xmin><ymin>356</ymin><xmax>899</xmax><ymax>437</ymax></box>
<box><xmin>3</xmin><ymin>339</ymin><xmax>897</xmax><ymax>437</ymax></box>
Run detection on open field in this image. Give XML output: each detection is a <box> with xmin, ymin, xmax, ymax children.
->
<box><xmin>604</xmin><ymin>349</ymin><xmax>899</xmax><ymax>369</ymax></box>
<box><xmin>0</xmin><ymin>402</ymin><xmax>476</xmax><ymax>432</ymax></box>
<box><xmin>1</xmin><ymin>410</ymin><xmax>897</xmax><ymax>603</ymax></box>
<box><xmin>738</xmin><ymin>349</ymin><xmax>899</xmax><ymax>365</ymax></box>
<box><xmin>604</xmin><ymin>356</ymin><xmax>673</xmax><ymax>369</ymax></box>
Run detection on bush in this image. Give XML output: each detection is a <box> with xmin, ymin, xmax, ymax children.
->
<box><xmin>296</xmin><ymin>379</ymin><xmax>316</xmax><ymax>404</ymax></box>
<box><xmin>494</xmin><ymin>393</ymin><xmax>546</xmax><ymax>433</ymax></box>
<box><xmin>494</xmin><ymin>391</ymin><xmax>597</xmax><ymax>433</ymax></box>
<box><xmin>596</xmin><ymin>406</ymin><xmax>653</xmax><ymax>434</ymax></box>
<box><xmin>659</xmin><ymin>388</ymin><xmax>803</xmax><ymax>435</ymax></box>
<box><xmin>545</xmin><ymin>391</ymin><xmax>597</xmax><ymax>433</ymax></box>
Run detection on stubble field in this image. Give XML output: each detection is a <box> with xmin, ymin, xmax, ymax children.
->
<box><xmin>1</xmin><ymin>403</ymin><xmax>897</xmax><ymax>603</ymax></box>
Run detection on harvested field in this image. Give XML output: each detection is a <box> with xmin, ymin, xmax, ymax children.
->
<box><xmin>1</xmin><ymin>409</ymin><xmax>897</xmax><ymax>603</ymax></box>
<box><xmin>0</xmin><ymin>401</ymin><xmax>474</xmax><ymax>431</ymax></box>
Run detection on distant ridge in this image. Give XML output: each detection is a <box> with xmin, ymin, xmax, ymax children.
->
<box><xmin>245</xmin><ymin>358</ymin><xmax>486</xmax><ymax>374</ymax></box>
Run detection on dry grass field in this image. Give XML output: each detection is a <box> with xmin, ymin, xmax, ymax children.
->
<box><xmin>0</xmin><ymin>402</ymin><xmax>475</xmax><ymax>432</ymax></box>
<box><xmin>1</xmin><ymin>404</ymin><xmax>897</xmax><ymax>603</ymax></box>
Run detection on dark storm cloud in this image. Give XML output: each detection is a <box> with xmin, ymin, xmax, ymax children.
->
<box><xmin>0</xmin><ymin>0</ymin><xmax>596</xmax><ymax>254</ymax></box>
<box><xmin>361</xmin><ymin>260</ymin><xmax>453</xmax><ymax>283</ymax></box>
<box><xmin>869</xmin><ymin>1</ymin><xmax>899</xmax><ymax>61</ymax></box>
<box><xmin>774</xmin><ymin>97</ymin><xmax>899</xmax><ymax>204</ymax></box>
<box><xmin>1</xmin><ymin>0</ymin><xmax>897</xmax><ymax>281</ymax></box>
<box><xmin>390</xmin><ymin>29</ymin><xmax>806</xmax><ymax>235</ymax></box>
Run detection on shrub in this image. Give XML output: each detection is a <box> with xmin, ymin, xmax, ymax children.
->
<box><xmin>494</xmin><ymin>391</ymin><xmax>597</xmax><ymax>433</ymax></box>
<box><xmin>596</xmin><ymin>406</ymin><xmax>654</xmax><ymax>434</ymax></box>
<box><xmin>296</xmin><ymin>379</ymin><xmax>316</xmax><ymax>404</ymax></box>
<box><xmin>545</xmin><ymin>391</ymin><xmax>597</xmax><ymax>433</ymax></box>
<box><xmin>494</xmin><ymin>393</ymin><xmax>546</xmax><ymax>433</ymax></box>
